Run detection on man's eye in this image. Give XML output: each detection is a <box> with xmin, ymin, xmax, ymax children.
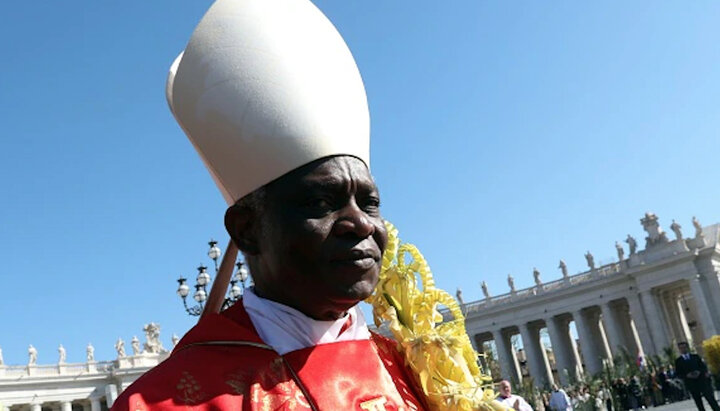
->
<box><xmin>306</xmin><ymin>198</ymin><xmax>332</xmax><ymax>209</ymax></box>
<box><xmin>362</xmin><ymin>197</ymin><xmax>381</xmax><ymax>211</ymax></box>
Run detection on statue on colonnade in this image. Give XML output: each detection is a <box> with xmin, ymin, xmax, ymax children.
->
<box><xmin>533</xmin><ymin>267</ymin><xmax>542</xmax><ymax>287</ymax></box>
<box><xmin>28</xmin><ymin>345</ymin><xmax>37</xmax><ymax>365</ymax></box>
<box><xmin>558</xmin><ymin>259</ymin><xmax>568</xmax><ymax>279</ymax></box>
<box><xmin>615</xmin><ymin>241</ymin><xmax>624</xmax><ymax>261</ymax></box>
<box><xmin>670</xmin><ymin>219</ymin><xmax>683</xmax><ymax>241</ymax></box>
<box><xmin>58</xmin><ymin>344</ymin><xmax>66</xmax><ymax>364</ymax></box>
<box><xmin>131</xmin><ymin>336</ymin><xmax>141</xmax><ymax>355</ymax></box>
<box><xmin>693</xmin><ymin>216</ymin><xmax>703</xmax><ymax>239</ymax></box>
<box><xmin>507</xmin><ymin>274</ymin><xmax>516</xmax><ymax>293</ymax></box>
<box><xmin>585</xmin><ymin>251</ymin><xmax>595</xmax><ymax>270</ymax></box>
<box><xmin>481</xmin><ymin>281</ymin><xmax>490</xmax><ymax>299</ymax></box>
<box><xmin>86</xmin><ymin>343</ymin><xmax>95</xmax><ymax>362</ymax></box>
<box><xmin>455</xmin><ymin>288</ymin><xmax>465</xmax><ymax>306</ymax></box>
<box><xmin>626</xmin><ymin>234</ymin><xmax>638</xmax><ymax>255</ymax></box>
<box><xmin>143</xmin><ymin>322</ymin><xmax>167</xmax><ymax>354</ymax></box>
<box><xmin>115</xmin><ymin>338</ymin><xmax>126</xmax><ymax>358</ymax></box>
<box><xmin>641</xmin><ymin>212</ymin><xmax>668</xmax><ymax>246</ymax></box>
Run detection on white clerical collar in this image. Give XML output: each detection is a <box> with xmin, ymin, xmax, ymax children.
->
<box><xmin>242</xmin><ymin>288</ymin><xmax>370</xmax><ymax>355</ymax></box>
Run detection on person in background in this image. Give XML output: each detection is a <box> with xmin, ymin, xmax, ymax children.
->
<box><xmin>658</xmin><ymin>365</ymin><xmax>671</xmax><ymax>404</ymax></box>
<box><xmin>548</xmin><ymin>384</ymin><xmax>572</xmax><ymax>410</ymax></box>
<box><xmin>675</xmin><ymin>341</ymin><xmax>720</xmax><ymax>411</ymax></box>
<box><xmin>627</xmin><ymin>376</ymin><xmax>643</xmax><ymax>411</ymax></box>
<box><xmin>497</xmin><ymin>380</ymin><xmax>533</xmax><ymax>411</ymax></box>
<box><xmin>595</xmin><ymin>382</ymin><xmax>612</xmax><ymax>411</ymax></box>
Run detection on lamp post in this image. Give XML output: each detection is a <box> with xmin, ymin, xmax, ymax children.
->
<box><xmin>176</xmin><ymin>239</ymin><xmax>251</xmax><ymax>316</ymax></box>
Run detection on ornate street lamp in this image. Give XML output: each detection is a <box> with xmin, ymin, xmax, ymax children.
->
<box><xmin>176</xmin><ymin>239</ymin><xmax>251</xmax><ymax>316</ymax></box>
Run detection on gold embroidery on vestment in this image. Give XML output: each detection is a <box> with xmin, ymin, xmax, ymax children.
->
<box><xmin>175</xmin><ymin>371</ymin><xmax>205</xmax><ymax>404</ymax></box>
<box><xmin>360</xmin><ymin>396</ymin><xmax>388</xmax><ymax>411</ymax></box>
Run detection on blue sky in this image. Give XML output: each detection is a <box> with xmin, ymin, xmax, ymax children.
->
<box><xmin>1</xmin><ymin>1</ymin><xmax>719</xmax><ymax>364</ymax></box>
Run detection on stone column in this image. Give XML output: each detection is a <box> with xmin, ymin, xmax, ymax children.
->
<box><xmin>573</xmin><ymin>309</ymin><xmax>602</xmax><ymax>375</ymax></box>
<box><xmin>519</xmin><ymin>323</ymin><xmax>553</xmax><ymax>387</ymax></box>
<box><xmin>105</xmin><ymin>383</ymin><xmax>119</xmax><ymax>407</ymax></box>
<box><xmin>601</xmin><ymin>303</ymin><xmax>624</xmax><ymax>356</ymax></box>
<box><xmin>688</xmin><ymin>275</ymin><xmax>719</xmax><ymax>338</ymax></box>
<box><xmin>619</xmin><ymin>305</ymin><xmax>642</xmax><ymax>356</ymax></box>
<box><xmin>90</xmin><ymin>398</ymin><xmax>101</xmax><ymax>411</ymax></box>
<box><xmin>676</xmin><ymin>298</ymin><xmax>694</xmax><ymax>345</ymax></box>
<box><xmin>639</xmin><ymin>289</ymin><xmax>670</xmax><ymax>352</ymax></box>
<box><xmin>596</xmin><ymin>317</ymin><xmax>614</xmax><ymax>363</ymax></box>
<box><xmin>626</xmin><ymin>293</ymin><xmax>654</xmax><ymax>355</ymax></box>
<box><xmin>704</xmin><ymin>270</ymin><xmax>720</xmax><ymax>317</ymax></box>
<box><xmin>493</xmin><ymin>329</ymin><xmax>522</xmax><ymax>383</ymax></box>
<box><xmin>545</xmin><ymin>316</ymin><xmax>572</xmax><ymax>385</ymax></box>
<box><xmin>61</xmin><ymin>402</ymin><xmax>72</xmax><ymax>411</ymax></box>
<box><xmin>660</xmin><ymin>291</ymin><xmax>685</xmax><ymax>343</ymax></box>
<box><xmin>563</xmin><ymin>318</ymin><xmax>584</xmax><ymax>381</ymax></box>
<box><xmin>31</xmin><ymin>404</ymin><xmax>42</xmax><ymax>411</ymax></box>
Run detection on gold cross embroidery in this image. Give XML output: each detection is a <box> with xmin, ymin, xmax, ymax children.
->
<box><xmin>359</xmin><ymin>397</ymin><xmax>388</xmax><ymax>411</ymax></box>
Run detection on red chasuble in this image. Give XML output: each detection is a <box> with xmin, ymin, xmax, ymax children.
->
<box><xmin>112</xmin><ymin>302</ymin><xmax>426</xmax><ymax>410</ymax></box>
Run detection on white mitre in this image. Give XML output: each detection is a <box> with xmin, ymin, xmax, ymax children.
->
<box><xmin>166</xmin><ymin>0</ymin><xmax>370</xmax><ymax>205</ymax></box>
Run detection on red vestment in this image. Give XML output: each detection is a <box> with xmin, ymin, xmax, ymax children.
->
<box><xmin>112</xmin><ymin>302</ymin><xmax>426</xmax><ymax>410</ymax></box>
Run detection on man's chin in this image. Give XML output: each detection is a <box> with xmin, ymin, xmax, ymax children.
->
<box><xmin>328</xmin><ymin>281</ymin><xmax>376</xmax><ymax>305</ymax></box>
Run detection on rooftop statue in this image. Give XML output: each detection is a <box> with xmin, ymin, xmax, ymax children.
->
<box><xmin>693</xmin><ymin>216</ymin><xmax>703</xmax><ymax>238</ymax></box>
<box><xmin>455</xmin><ymin>288</ymin><xmax>465</xmax><ymax>306</ymax></box>
<box><xmin>641</xmin><ymin>212</ymin><xmax>669</xmax><ymax>246</ymax></box>
<box><xmin>28</xmin><ymin>345</ymin><xmax>37</xmax><ymax>366</ymax></box>
<box><xmin>86</xmin><ymin>343</ymin><xmax>95</xmax><ymax>362</ymax></box>
<box><xmin>58</xmin><ymin>344</ymin><xmax>66</xmax><ymax>364</ymax></box>
<box><xmin>131</xmin><ymin>336</ymin><xmax>141</xmax><ymax>356</ymax></box>
<box><xmin>533</xmin><ymin>267</ymin><xmax>542</xmax><ymax>286</ymax></box>
<box><xmin>669</xmin><ymin>219</ymin><xmax>683</xmax><ymax>241</ymax></box>
<box><xmin>585</xmin><ymin>251</ymin><xmax>595</xmax><ymax>270</ymax></box>
<box><xmin>115</xmin><ymin>338</ymin><xmax>126</xmax><ymax>358</ymax></box>
<box><xmin>558</xmin><ymin>259</ymin><xmax>568</xmax><ymax>279</ymax></box>
<box><xmin>143</xmin><ymin>322</ymin><xmax>166</xmax><ymax>354</ymax></box>
<box><xmin>615</xmin><ymin>241</ymin><xmax>625</xmax><ymax>261</ymax></box>
<box><xmin>481</xmin><ymin>281</ymin><xmax>490</xmax><ymax>299</ymax></box>
<box><xmin>626</xmin><ymin>234</ymin><xmax>638</xmax><ymax>255</ymax></box>
<box><xmin>508</xmin><ymin>274</ymin><xmax>516</xmax><ymax>293</ymax></box>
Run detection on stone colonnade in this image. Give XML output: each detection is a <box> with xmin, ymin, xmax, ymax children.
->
<box><xmin>21</xmin><ymin>397</ymin><xmax>107</xmax><ymax>411</ymax></box>
<box><xmin>464</xmin><ymin>218</ymin><xmax>720</xmax><ymax>388</ymax></box>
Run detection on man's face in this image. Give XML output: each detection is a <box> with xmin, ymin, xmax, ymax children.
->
<box><xmin>252</xmin><ymin>156</ymin><xmax>387</xmax><ymax>320</ymax></box>
<box><xmin>499</xmin><ymin>381</ymin><xmax>511</xmax><ymax>397</ymax></box>
<box><xmin>678</xmin><ymin>343</ymin><xmax>689</xmax><ymax>354</ymax></box>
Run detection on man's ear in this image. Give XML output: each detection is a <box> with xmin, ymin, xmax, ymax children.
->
<box><xmin>225</xmin><ymin>204</ymin><xmax>260</xmax><ymax>255</ymax></box>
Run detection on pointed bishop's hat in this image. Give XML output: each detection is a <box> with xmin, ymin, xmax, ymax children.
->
<box><xmin>166</xmin><ymin>0</ymin><xmax>370</xmax><ymax>204</ymax></box>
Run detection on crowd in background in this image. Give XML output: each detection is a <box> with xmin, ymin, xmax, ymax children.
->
<box><xmin>500</xmin><ymin>342</ymin><xmax>720</xmax><ymax>411</ymax></box>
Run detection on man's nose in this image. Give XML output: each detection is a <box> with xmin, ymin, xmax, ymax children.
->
<box><xmin>332</xmin><ymin>203</ymin><xmax>374</xmax><ymax>238</ymax></box>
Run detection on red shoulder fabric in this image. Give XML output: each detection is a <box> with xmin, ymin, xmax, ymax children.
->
<box><xmin>112</xmin><ymin>302</ymin><xmax>426</xmax><ymax>410</ymax></box>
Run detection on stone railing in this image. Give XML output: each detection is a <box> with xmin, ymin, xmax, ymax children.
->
<box><xmin>460</xmin><ymin>261</ymin><xmax>623</xmax><ymax>315</ymax></box>
<box><xmin>0</xmin><ymin>361</ymin><xmax>116</xmax><ymax>379</ymax></box>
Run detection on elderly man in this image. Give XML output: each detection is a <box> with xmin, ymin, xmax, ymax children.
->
<box><xmin>112</xmin><ymin>0</ymin><xmax>425</xmax><ymax>410</ymax></box>
<box><xmin>497</xmin><ymin>380</ymin><xmax>533</xmax><ymax>411</ymax></box>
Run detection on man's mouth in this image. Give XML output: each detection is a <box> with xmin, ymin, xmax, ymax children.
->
<box><xmin>331</xmin><ymin>249</ymin><xmax>380</xmax><ymax>269</ymax></box>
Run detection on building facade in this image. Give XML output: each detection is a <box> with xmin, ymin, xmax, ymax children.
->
<box><xmin>463</xmin><ymin>214</ymin><xmax>720</xmax><ymax>387</ymax></box>
<box><xmin>0</xmin><ymin>324</ymin><xmax>172</xmax><ymax>411</ymax></box>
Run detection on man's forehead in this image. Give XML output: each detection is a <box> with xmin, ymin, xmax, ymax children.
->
<box><xmin>273</xmin><ymin>156</ymin><xmax>374</xmax><ymax>190</ymax></box>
